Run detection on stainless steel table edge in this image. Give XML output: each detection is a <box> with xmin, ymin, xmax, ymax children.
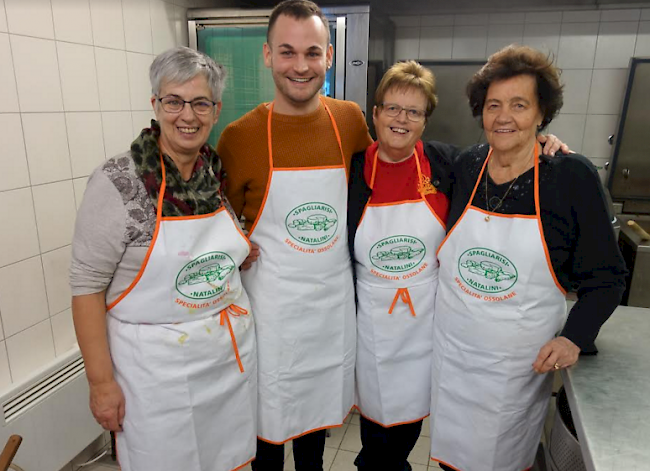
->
<box><xmin>561</xmin><ymin>368</ymin><xmax>597</xmax><ymax>471</ymax></box>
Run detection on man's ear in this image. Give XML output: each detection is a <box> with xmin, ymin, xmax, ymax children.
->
<box><xmin>263</xmin><ymin>42</ymin><xmax>272</xmax><ymax>68</ymax></box>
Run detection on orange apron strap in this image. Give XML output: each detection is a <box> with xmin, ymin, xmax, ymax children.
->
<box><xmin>220</xmin><ymin>305</ymin><xmax>248</xmax><ymax>373</ymax></box>
<box><xmin>388</xmin><ymin>288</ymin><xmax>416</xmax><ymax>317</ymax></box>
<box><xmin>267</xmin><ymin>97</ymin><xmax>345</xmax><ymax>173</ymax></box>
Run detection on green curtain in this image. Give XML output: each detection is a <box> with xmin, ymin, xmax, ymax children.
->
<box><xmin>198</xmin><ymin>26</ymin><xmax>275</xmax><ymax>147</ymax></box>
<box><xmin>198</xmin><ymin>25</ymin><xmax>337</xmax><ymax>147</ymax></box>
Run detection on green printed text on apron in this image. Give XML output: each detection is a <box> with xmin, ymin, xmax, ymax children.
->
<box><xmin>285</xmin><ymin>202</ymin><xmax>338</xmax><ymax>246</ymax></box>
<box><xmin>369</xmin><ymin>235</ymin><xmax>427</xmax><ymax>273</ymax></box>
<box><xmin>458</xmin><ymin>247</ymin><xmax>518</xmax><ymax>293</ymax></box>
<box><xmin>176</xmin><ymin>251</ymin><xmax>235</xmax><ymax>300</ymax></box>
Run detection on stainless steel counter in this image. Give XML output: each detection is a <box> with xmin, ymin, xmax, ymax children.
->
<box><xmin>561</xmin><ymin>304</ymin><xmax>650</xmax><ymax>470</ymax></box>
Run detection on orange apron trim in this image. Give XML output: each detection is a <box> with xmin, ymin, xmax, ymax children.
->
<box><xmin>388</xmin><ymin>287</ymin><xmax>416</xmax><ymax>317</ymax></box>
<box><xmin>363</xmin><ymin>147</ymin><xmax>443</xmax><ymax>226</ymax></box>
<box><xmin>249</xmin><ymin>98</ymin><xmax>347</xmax><ymax>238</ymax></box>
<box><xmin>353</xmin><ymin>404</ymin><xmax>429</xmax><ymax>428</ymax></box>
<box><xmin>219</xmin><ymin>304</ymin><xmax>248</xmax><ymax>373</ymax></box>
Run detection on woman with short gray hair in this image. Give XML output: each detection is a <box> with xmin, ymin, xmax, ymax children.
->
<box><xmin>70</xmin><ymin>46</ymin><xmax>257</xmax><ymax>471</ymax></box>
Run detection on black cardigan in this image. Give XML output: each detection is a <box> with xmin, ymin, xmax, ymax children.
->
<box><xmin>449</xmin><ymin>144</ymin><xmax>627</xmax><ymax>352</ymax></box>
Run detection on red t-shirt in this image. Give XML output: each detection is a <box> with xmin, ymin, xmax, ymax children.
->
<box><xmin>363</xmin><ymin>141</ymin><xmax>449</xmax><ymax>224</ymax></box>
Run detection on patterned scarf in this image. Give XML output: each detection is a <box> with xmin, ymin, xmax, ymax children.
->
<box><xmin>130</xmin><ymin>120</ymin><xmax>224</xmax><ymax>217</ymax></box>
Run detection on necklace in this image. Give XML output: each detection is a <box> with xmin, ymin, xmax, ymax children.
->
<box><xmin>483</xmin><ymin>154</ymin><xmax>533</xmax><ymax>222</ymax></box>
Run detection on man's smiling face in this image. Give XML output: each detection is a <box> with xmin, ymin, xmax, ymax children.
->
<box><xmin>263</xmin><ymin>14</ymin><xmax>332</xmax><ymax>114</ymax></box>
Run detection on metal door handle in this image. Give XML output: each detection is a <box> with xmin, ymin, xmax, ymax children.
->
<box><xmin>622</xmin><ymin>168</ymin><xmax>630</xmax><ymax>178</ymax></box>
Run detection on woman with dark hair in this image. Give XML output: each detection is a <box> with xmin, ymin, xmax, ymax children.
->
<box><xmin>429</xmin><ymin>45</ymin><xmax>627</xmax><ymax>471</ymax></box>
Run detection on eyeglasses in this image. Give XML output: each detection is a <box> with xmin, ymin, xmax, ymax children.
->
<box><xmin>379</xmin><ymin>103</ymin><xmax>426</xmax><ymax>122</ymax></box>
<box><xmin>156</xmin><ymin>95</ymin><xmax>217</xmax><ymax>115</ymax></box>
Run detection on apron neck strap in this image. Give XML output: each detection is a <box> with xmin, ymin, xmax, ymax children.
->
<box><xmin>370</xmin><ymin>148</ymin><xmax>423</xmax><ymax>195</ymax></box>
<box><xmin>470</xmin><ymin>142</ymin><xmax>540</xmax><ymax>211</ymax></box>
<box><xmin>156</xmin><ymin>152</ymin><xmax>167</xmax><ymax>219</ymax></box>
<box><xmin>267</xmin><ymin>96</ymin><xmax>347</xmax><ymax>173</ymax></box>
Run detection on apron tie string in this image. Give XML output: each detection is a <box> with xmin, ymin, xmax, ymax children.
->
<box><xmin>219</xmin><ymin>304</ymin><xmax>248</xmax><ymax>373</ymax></box>
<box><xmin>388</xmin><ymin>288</ymin><xmax>416</xmax><ymax>317</ymax></box>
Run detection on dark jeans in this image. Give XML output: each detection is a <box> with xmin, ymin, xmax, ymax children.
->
<box><xmin>251</xmin><ymin>430</ymin><xmax>327</xmax><ymax>471</ymax></box>
<box><xmin>354</xmin><ymin>415</ymin><xmax>422</xmax><ymax>471</ymax></box>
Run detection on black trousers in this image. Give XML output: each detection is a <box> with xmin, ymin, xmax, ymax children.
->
<box><xmin>438</xmin><ymin>464</ymin><xmax>454</xmax><ymax>471</ymax></box>
<box><xmin>354</xmin><ymin>415</ymin><xmax>422</xmax><ymax>471</ymax></box>
<box><xmin>251</xmin><ymin>430</ymin><xmax>327</xmax><ymax>471</ymax></box>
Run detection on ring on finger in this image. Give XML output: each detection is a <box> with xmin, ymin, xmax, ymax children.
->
<box><xmin>553</xmin><ymin>363</ymin><xmax>560</xmax><ymax>370</ymax></box>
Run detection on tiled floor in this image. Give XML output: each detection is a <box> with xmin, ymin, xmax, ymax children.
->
<box><xmin>79</xmin><ymin>411</ymin><xmax>441</xmax><ymax>471</ymax></box>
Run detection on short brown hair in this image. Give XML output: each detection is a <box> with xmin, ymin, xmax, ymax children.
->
<box><xmin>466</xmin><ymin>45</ymin><xmax>563</xmax><ymax>130</ymax></box>
<box><xmin>267</xmin><ymin>0</ymin><xmax>330</xmax><ymax>45</ymax></box>
<box><xmin>375</xmin><ymin>61</ymin><xmax>438</xmax><ymax>118</ymax></box>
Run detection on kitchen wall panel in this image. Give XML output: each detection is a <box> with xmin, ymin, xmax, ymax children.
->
<box><xmin>89</xmin><ymin>0</ymin><xmax>126</xmax><ymax>50</ymax></box>
<box><xmin>57</xmin><ymin>42</ymin><xmax>101</xmax><ymax>112</ymax></box>
<box><xmin>11</xmin><ymin>35</ymin><xmax>63</xmax><ymax>112</ymax></box>
<box><xmin>22</xmin><ymin>113</ymin><xmax>72</xmax><ymax>185</ymax></box>
<box><xmin>5</xmin><ymin>0</ymin><xmax>55</xmax><ymax>39</ymax></box>
<box><xmin>0</xmin><ymin>0</ymin><xmax>6</xmax><ymax>32</ymax></box>
<box><xmin>51</xmin><ymin>308</ymin><xmax>76</xmax><ymax>357</ymax></box>
<box><xmin>392</xmin><ymin>7</ymin><xmax>650</xmax><ymax>182</ymax></box>
<box><xmin>5</xmin><ymin>318</ymin><xmax>56</xmax><ymax>383</ymax></box>
<box><xmin>451</xmin><ymin>25</ymin><xmax>488</xmax><ymax>59</ymax></box>
<box><xmin>66</xmin><ymin>112</ymin><xmax>106</xmax><ymax>178</ymax></box>
<box><xmin>522</xmin><ymin>22</ymin><xmax>560</xmax><ymax>57</ymax></box>
<box><xmin>51</xmin><ymin>0</ymin><xmax>93</xmax><ymax>45</ymax></box>
<box><xmin>0</xmin><ymin>0</ymin><xmax>192</xmax><ymax>387</ymax></box>
<box><xmin>0</xmin><ymin>34</ymin><xmax>19</xmax><ymax>112</ymax></box>
<box><xmin>0</xmin><ymin>342</ymin><xmax>10</xmax><ymax>390</ymax></box>
<box><xmin>0</xmin><ymin>114</ymin><xmax>29</xmax><ymax>192</ymax></box>
<box><xmin>0</xmin><ymin>256</ymin><xmax>49</xmax><ymax>338</ymax></box>
<box><xmin>32</xmin><ymin>180</ymin><xmax>77</xmax><ymax>253</ymax></box>
<box><xmin>0</xmin><ymin>188</ymin><xmax>40</xmax><ymax>268</ymax></box>
<box><xmin>123</xmin><ymin>0</ymin><xmax>153</xmax><ymax>54</ymax></box>
<box><xmin>42</xmin><ymin>246</ymin><xmax>73</xmax><ymax>316</ymax></box>
<box><xmin>635</xmin><ymin>21</ymin><xmax>650</xmax><ymax>56</ymax></box>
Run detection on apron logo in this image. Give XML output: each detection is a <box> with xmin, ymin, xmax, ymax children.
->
<box><xmin>369</xmin><ymin>235</ymin><xmax>426</xmax><ymax>273</ymax></box>
<box><xmin>458</xmin><ymin>248</ymin><xmax>518</xmax><ymax>293</ymax></box>
<box><xmin>175</xmin><ymin>252</ymin><xmax>235</xmax><ymax>300</ymax></box>
<box><xmin>285</xmin><ymin>202</ymin><xmax>339</xmax><ymax>246</ymax></box>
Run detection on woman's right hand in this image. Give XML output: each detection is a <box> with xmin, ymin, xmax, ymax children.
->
<box><xmin>89</xmin><ymin>380</ymin><xmax>125</xmax><ymax>432</ymax></box>
<box><xmin>241</xmin><ymin>242</ymin><xmax>260</xmax><ymax>270</ymax></box>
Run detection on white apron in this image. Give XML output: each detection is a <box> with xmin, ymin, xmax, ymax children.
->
<box><xmin>107</xmin><ymin>155</ymin><xmax>257</xmax><ymax>471</ymax></box>
<box><xmin>429</xmin><ymin>145</ymin><xmax>567</xmax><ymax>471</ymax></box>
<box><xmin>354</xmin><ymin>150</ymin><xmax>446</xmax><ymax>427</ymax></box>
<box><xmin>240</xmin><ymin>98</ymin><xmax>355</xmax><ymax>444</ymax></box>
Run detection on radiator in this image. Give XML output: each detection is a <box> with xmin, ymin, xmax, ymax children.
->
<box><xmin>0</xmin><ymin>348</ymin><xmax>103</xmax><ymax>471</ymax></box>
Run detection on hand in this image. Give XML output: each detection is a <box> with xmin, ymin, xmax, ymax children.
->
<box><xmin>240</xmin><ymin>242</ymin><xmax>260</xmax><ymax>270</ymax></box>
<box><xmin>89</xmin><ymin>380</ymin><xmax>126</xmax><ymax>432</ymax></box>
<box><xmin>532</xmin><ymin>336</ymin><xmax>580</xmax><ymax>374</ymax></box>
<box><xmin>537</xmin><ymin>133</ymin><xmax>572</xmax><ymax>156</ymax></box>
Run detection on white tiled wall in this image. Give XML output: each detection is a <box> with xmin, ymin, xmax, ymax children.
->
<box><xmin>392</xmin><ymin>7</ymin><xmax>650</xmax><ymax>182</ymax></box>
<box><xmin>0</xmin><ymin>0</ymin><xmax>192</xmax><ymax>393</ymax></box>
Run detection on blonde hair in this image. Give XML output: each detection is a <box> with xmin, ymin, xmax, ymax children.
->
<box><xmin>375</xmin><ymin>61</ymin><xmax>438</xmax><ymax>118</ymax></box>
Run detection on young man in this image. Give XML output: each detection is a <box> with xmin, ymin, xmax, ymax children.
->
<box><xmin>217</xmin><ymin>1</ymin><xmax>372</xmax><ymax>470</ymax></box>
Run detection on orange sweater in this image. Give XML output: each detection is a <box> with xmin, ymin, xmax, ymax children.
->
<box><xmin>217</xmin><ymin>97</ymin><xmax>373</xmax><ymax>231</ymax></box>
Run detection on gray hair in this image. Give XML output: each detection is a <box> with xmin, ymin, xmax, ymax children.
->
<box><xmin>150</xmin><ymin>46</ymin><xmax>227</xmax><ymax>102</ymax></box>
